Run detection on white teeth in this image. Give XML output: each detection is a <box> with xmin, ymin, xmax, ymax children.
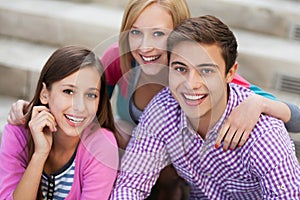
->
<box><xmin>65</xmin><ymin>115</ymin><xmax>84</xmax><ymax>123</ymax></box>
<box><xmin>142</xmin><ymin>56</ymin><xmax>159</xmax><ymax>62</ymax></box>
<box><xmin>183</xmin><ymin>94</ymin><xmax>205</xmax><ymax>101</ymax></box>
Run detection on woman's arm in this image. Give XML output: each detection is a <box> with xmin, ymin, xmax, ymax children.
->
<box><xmin>0</xmin><ymin>123</ymin><xmax>50</xmax><ymax>200</ymax></box>
<box><xmin>13</xmin><ymin>153</ymin><xmax>48</xmax><ymax>200</ymax></box>
<box><xmin>216</xmin><ymin>81</ymin><xmax>300</xmax><ymax>150</ymax></box>
<box><xmin>13</xmin><ymin>106</ymin><xmax>55</xmax><ymax>200</ymax></box>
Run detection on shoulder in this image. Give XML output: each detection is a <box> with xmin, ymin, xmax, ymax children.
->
<box><xmin>244</xmin><ymin>119</ymin><xmax>293</xmax><ymax>174</ymax></box>
<box><xmin>229</xmin><ymin>83</ymin><xmax>252</xmax><ymax>97</ymax></box>
<box><xmin>101</xmin><ymin>43</ymin><xmax>122</xmax><ymax>84</ymax></box>
<box><xmin>0</xmin><ymin>124</ymin><xmax>28</xmax><ymax>161</ymax></box>
<box><xmin>101</xmin><ymin>43</ymin><xmax>120</xmax><ymax>66</ymax></box>
<box><xmin>138</xmin><ymin>87</ymin><xmax>181</xmax><ymax>132</ymax></box>
<box><xmin>78</xmin><ymin>126</ymin><xmax>119</xmax><ymax>169</ymax></box>
<box><xmin>2</xmin><ymin>124</ymin><xmax>28</xmax><ymax>146</ymax></box>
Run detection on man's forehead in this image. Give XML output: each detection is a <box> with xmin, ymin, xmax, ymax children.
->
<box><xmin>170</xmin><ymin>42</ymin><xmax>212</xmax><ymax>63</ymax></box>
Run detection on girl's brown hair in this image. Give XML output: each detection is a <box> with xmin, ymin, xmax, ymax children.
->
<box><xmin>25</xmin><ymin>45</ymin><xmax>116</xmax><ymax>166</ymax></box>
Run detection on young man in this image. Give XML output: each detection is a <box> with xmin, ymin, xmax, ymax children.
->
<box><xmin>110</xmin><ymin>15</ymin><xmax>300</xmax><ymax>199</ymax></box>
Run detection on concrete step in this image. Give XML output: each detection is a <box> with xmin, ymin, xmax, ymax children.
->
<box><xmin>234</xmin><ymin>29</ymin><xmax>300</xmax><ymax>90</ymax></box>
<box><xmin>0</xmin><ymin>36</ymin><xmax>57</xmax><ymax>99</ymax></box>
<box><xmin>189</xmin><ymin>0</ymin><xmax>300</xmax><ymax>40</ymax></box>
<box><xmin>1</xmin><ymin>0</ymin><xmax>300</xmax><ymax>47</ymax></box>
<box><xmin>0</xmin><ymin>0</ymin><xmax>123</xmax><ymax>48</ymax></box>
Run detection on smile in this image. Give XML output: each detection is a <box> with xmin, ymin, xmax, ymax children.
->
<box><xmin>65</xmin><ymin>114</ymin><xmax>85</xmax><ymax>123</ymax></box>
<box><xmin>141</xmin><ymin>55</ymin><xmax>160</xmax><ymax>62</ymax></box>
<box><xmin>183</xmin><ymin>93</ymin><xmax>206</xmax><ymax>101</ymax></box>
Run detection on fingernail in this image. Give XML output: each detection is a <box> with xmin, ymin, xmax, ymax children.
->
<box><xmin>214</xmin><ymin>144</ymin><xmax>219</xmax><ymax>149</ymax></box>
<box><xmin>21</xmin><ymin>119</ymin><xmax>25</xmax><ymax>124</ymax></box>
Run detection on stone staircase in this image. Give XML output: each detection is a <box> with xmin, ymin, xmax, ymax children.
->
<box><xmin>0</xmin><ymin>0</ymin><xmax>300</xmax><ymax>156</ymax></box>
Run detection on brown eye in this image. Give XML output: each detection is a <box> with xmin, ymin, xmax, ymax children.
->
<box><xmin>63</xmin><ymin>89</ymin><xmax>73</xmax><ymax>95</ymax></box>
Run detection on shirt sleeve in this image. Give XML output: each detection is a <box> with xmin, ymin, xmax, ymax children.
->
<box><xmin>0</xmin><ymin>124</ymin><xmax>28</xmax><ymax>200</ymax></box>
<box><xmin>284</xmin><ymin>102</ymin><xmax>300</xmax><ymax>133</ymax></box>
<box><xmin>249</xmin><ymin>84</ymin><xmax>277</xmax><ymax>100</ymax></box>
<box><xmin>249</xmin><ymin>125</ymin><xmax>300</xmax><ymax>198</ymax></box>
<box><xmin>110</xmin><ymin>123</ymin><xmax>170</xmax><ymax>200</ymax></box>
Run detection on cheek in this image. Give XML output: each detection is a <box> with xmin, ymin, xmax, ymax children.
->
<box><xmin>89</xmin><ymin>99</ymin><xmax>100</xmax><ymax>114</ymax></box>
<box><xmin>169</xmin><ymin>73</ymin><xmax>182</xmax><ymax>91</ymax></box>
<box><xmin>154</xmin><ymin>37</ymin><xmax>168</xmax><ymax>50</ymax></box>
<box><xmin>207</xmin><ymin>80</ymin><xmax>227</xmax><ymax>101</ymax></box>
<box><xmin>128</xmin><ymin>36</ymin><xmax>141</xmax><ymax>51</ymax></box>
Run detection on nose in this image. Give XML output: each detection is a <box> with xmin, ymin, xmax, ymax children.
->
<box><xmin>139</xmin><ymin>34</ymin><xmax>154</xmax><ymax>53</ymax></box>
<box><xmin>72</xmin><ymin>95</ymin><xmax>85</xmax><ymax>112</ymax></box>
<box><xmin>184</xmin><ymin>69</ymin><xmax>204</xmax><ymax>89</ymax></box>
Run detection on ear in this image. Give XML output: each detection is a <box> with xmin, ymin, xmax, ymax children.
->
<box><xmin>40</xmin><ymin>82</ymin><xmax>49</xmax><ymax>104</ymax></box>
<box><xmin>225</xmin><ymin>62</ymin><xmax>238</xmax><ymax>83</ymax></box>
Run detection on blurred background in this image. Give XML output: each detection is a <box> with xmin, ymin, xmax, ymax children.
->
<box><xmin>0</xmin><ymin>0</ymin><xmax>299</xmax><ymax>157</ymax></box>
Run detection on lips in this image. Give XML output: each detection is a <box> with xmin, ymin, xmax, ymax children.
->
<box><xmin>183</xmin><ymin>94</ymin><xmax>206</xmax><ymax>101</ymax></box>
<box><xmin>65</xmin><ymin>114</ymin><xmax>85</xmax><ymax>126</ymax></box>
<box><xmin>141</xmin><ymin>55</ymin><xmax>160</xmax><ymax>62</ymax></box>
<box><xmin>182</xmin><ymin>93</ymin><xmax>208</xmax><ymax>106</ymax></box>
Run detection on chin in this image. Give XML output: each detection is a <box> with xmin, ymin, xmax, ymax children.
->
<box><xmin>140</xmin><ymin>64</ymin><xmax>166</xmax><ymax>76</ymax></box>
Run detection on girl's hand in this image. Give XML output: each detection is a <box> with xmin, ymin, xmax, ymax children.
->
<box><xmin>29</xmin><ymin>106</ymin><xmax>57</xmax><ymax>155</ymax></box>
<box><xmin>215</xmin><ymin>95</ymin><xmax>262</xmax><ymax>151</ymax></box>
<box><xmin>7</xmin><ymin>99</ymin><xmax>29</xmax><ymax>125</ymax></box>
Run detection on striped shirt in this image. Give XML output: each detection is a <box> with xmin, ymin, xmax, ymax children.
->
<box><xmin>110</xmin><ymin>83</ymin><xmax>300</xmax><ymax>199</ymax></box>
<box><xmin>41</xmin><ymin>153</ymin><xmax>76</xmax><ymax>200</ymax></box>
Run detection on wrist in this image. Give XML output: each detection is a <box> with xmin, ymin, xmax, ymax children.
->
<box><xmin>32</xmin><ymin>152</ymin><xmax>49</xmax><ymax>162</ymax></box>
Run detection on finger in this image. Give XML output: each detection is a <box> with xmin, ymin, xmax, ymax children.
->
<box><xmin>37</xmin><ymin>111</ymin><xmax>57</xmax><ymax>132</ymax></box>
<box><xmin>230</xmin><ymin>129</ymin><xmax>244</xmax><ymax>150</ymax></box>
<box><xmin>7</xmin><ymin>113</ymin><xmax>14</xmax><ymax>124</ymax></box>
<box><xmin>30</xmin><ymin>115</ymin><xmax>55</xmax><ymax>134</ymax></box>
<box><xmin>215</xmin><ymin>122</ymin><xmax>230</xmax><ymax>148</ymax></box>
<box><xmin>238</xmin><ymin>129</ymin><xmax>251</xmax><ymax>147</ymax></box>
<box><xmin>222</xmin><ymin>127</ymin><xmax>236</xmax><ymax>151</ymax></box>
<box><xmin>15</xmin><ymin>100</ymin><xmax>26</xmax><ymax>121</ymax></box>
<box><xmin>31</xmin><ymin>106</ymin><xmax>50</xmax><ymax>119</ymax></box>
<box><xmin>30</xmin><ymin>109</ymin><xmax>56</xmax><ymax>132</ymax></box>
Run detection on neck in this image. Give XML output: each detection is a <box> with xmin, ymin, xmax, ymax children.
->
<box><xmin>44</xmin><ymin>132</ymin><xmax>79</xmax><ymax>174</ymax></box>
<box><xmin>192</xmin><ymin>87</ymin><xmax>229</xmax><ymax>139</ymax></box>
<box><xmin>138</xmin><ymin>67</ymin><xmax>168</xmax><ymax>87</ymax></box>
<box><xmin>52</xmin><ymin>131</ymin><xmax>80</xmax><ymax>152</ymax></box>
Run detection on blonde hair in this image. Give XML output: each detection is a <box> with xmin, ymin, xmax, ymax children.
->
<box><xmin>119</xmin><ymin>0</ymin><xmax>191</xmax><ymax>74</ymax></box>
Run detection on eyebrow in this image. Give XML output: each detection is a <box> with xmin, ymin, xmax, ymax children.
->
<box><xmin>197</xmin><ymin>63</ymin><xmax>218</xmax><ymax>68</ymax></box>
<box><xmin>171</xmin><ymin>61</ymin><xmax>218</xmax><ymax>68</ymax></box>
<box><xmin>62</xmin><ymin>84</ymin><xmax>100</xmax><ymax>92</ymax></box>
<box><xmin>131</xmin><ymin>26</ymin><xmax>167</xmax><ymax>30</ymax></box>
<box><xmin>170</xmin><ymin>61</ymin><xmax>186</xmax><ymax>66</ymax></box>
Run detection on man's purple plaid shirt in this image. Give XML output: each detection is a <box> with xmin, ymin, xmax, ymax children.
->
<box><xmin>110</xmin><ymin>83</ymin><xmax>300</xmax><ymax>199</ymax></box>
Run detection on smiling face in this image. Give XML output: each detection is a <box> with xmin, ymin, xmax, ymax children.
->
<box><xmin>129</xmin><ymin>3</ymin><xmax>173</xmax><ymax>75</ymax></box>
<box><xmin>169</xmin><ymin>41</ymin><xmax>236</xmax><ymax>134</ymax></box>
<box><xmin>41</xmin><ymin>67</ymin><xmax>101</xmax><ymax>137</ymax></box>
